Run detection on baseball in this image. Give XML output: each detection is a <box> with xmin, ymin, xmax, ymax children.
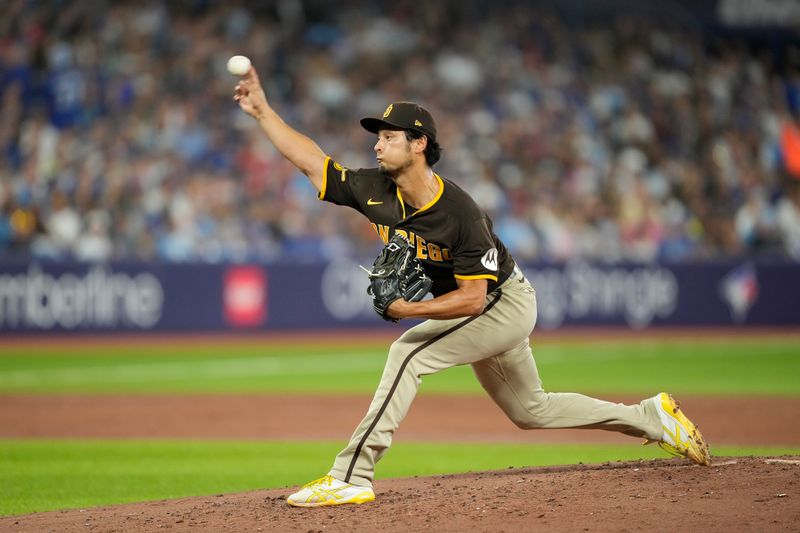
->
<box><xmin>226</xmin><ymin>55</ymin><xmax>251</xmax><ymax>76</ymax></box>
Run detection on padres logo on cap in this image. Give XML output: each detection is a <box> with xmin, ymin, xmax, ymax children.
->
<box><xmin>382</xmin><ymin>104</ymin><xmax>393</xmax><ymax>118</ymax></box>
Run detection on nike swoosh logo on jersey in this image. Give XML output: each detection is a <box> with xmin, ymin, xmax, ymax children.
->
<box><xmin>367</xmin><ymin>198</ymin><xmax>383</xmax><ymax>205</ymax></box>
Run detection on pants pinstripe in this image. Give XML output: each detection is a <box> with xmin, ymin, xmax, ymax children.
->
<box><xmin>329</xmin><ymin>269</ymin><xmax>663</xmax><ymax>488</ymax></box>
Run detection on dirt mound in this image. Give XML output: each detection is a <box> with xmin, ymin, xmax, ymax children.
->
<box><xmin>3</xmin><ymin>456</ymin><xmax>798</xmax><ymax>532</ymax></box>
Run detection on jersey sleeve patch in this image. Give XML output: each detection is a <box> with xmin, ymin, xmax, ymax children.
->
<box><xmin>318</xmin><ymin>158</ymin><xmax>361</xmax><ymax>212</ymax></box>
<box><xmin>452</xmin><ymin>216</ymin><xmax>501</xmax><ymax>280</ymax></box>
<box><xmin>480</xmin><ymin>248</ymin><xmax>499</xmax><ymax>271</ymax></box>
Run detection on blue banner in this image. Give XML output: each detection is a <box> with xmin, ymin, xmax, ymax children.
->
<box><xmin>0</xmin><ymin>260</ymin><xmax>797</xmax><ymax>333</ymax></box>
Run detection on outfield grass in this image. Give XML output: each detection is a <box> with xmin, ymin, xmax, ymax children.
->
<box><xmin>1</xmin><ymin>336</ymin><xmax>798</xmax><ymax>395</ymax></box>
<box><xmin>2</xmin><ymin>439</ymin><xmax>798</xmax><ymax>517</ymax></box>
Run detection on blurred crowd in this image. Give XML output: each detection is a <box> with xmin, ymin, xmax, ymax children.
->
<box><xmin>2</xmin><ymin>0</ymin><xmax>800</xmax><ymax>264</ymax></box>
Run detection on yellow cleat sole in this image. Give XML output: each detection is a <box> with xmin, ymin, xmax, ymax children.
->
<box><xmin>287</xmin><ymin>493</ymin><xmax>375</xmax><ymax>508</ymax></box>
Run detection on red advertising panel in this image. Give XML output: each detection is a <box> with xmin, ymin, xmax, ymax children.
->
<box><xmin>223</xmin><ymin>267</ymin><xmax>266</xmax><ymax>327</ymax></box>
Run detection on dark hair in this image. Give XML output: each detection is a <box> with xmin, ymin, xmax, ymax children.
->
<box><xmin>405</xmin><ymin>130</ymin><xmax>442</xmax><ymax>166</ymax></box>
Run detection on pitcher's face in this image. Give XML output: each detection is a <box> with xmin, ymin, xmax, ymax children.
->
<box><xmin>374</xmin><ymin>129</ymin><xmax>415</xmax><ymax>176</ymax></box>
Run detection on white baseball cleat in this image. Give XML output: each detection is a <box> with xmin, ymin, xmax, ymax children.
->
<box><xmin>648</xmin><ymin>392</ymin><xmax>711</xmax><ymax>466</ymax></box>
<box><xmin>286</xmin><ymin>475</ymin><xmax>375</xmax><ymax>507</ymax></box>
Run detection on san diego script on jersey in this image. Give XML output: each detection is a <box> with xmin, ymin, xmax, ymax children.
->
<box><xmin>318</xmin><ymin>157</ymin><xmax>515</xmax><ymax>297</ymax></box>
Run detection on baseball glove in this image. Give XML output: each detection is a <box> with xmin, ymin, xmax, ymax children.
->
<box><xmin>365</xmin><ymin>233</ymin><xmax>432</xmax><ymax>322</ymax></box>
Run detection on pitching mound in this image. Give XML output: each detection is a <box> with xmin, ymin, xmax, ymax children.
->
<box><xmin>3</xmin><ymin>456</ymin><xmax>798</xmax><ymax>532</ymax></box>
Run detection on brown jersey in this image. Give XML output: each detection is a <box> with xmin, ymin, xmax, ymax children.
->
<box><xmin>319</xmin><ymin>157</ymin><xmax>515</xmax><ymax>297</ymax></box>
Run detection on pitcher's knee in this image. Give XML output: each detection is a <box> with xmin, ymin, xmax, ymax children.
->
<box><xmin>511</xmin><ymin>417</ymin><xmax>547</xmax><ymax>430</ymax></box>
<box><xmin>508</xmin><ymin>390</ymin><xmax>550</xmax><ymax>429</ymax></box>
<box><xmin>509</xmin><ymin>412</ymin><xmax>548</xmax><ymax>430</ymax></box>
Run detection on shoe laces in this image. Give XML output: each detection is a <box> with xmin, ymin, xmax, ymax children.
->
<box><xmin>302</xmin><ymin>475</ymin><xmax>335</xmax><ymax>489</ymax></box>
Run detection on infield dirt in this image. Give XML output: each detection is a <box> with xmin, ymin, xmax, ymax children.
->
<box><xmin>2</xmin><ymin>393</ymin><xmax>799</xmax><ymax>445</ymax></box>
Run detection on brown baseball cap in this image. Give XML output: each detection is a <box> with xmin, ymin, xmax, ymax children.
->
<box><xmin>360</xmin><ymin>102</ymin><xmax>437</xmax><ymax>142</ymax></box>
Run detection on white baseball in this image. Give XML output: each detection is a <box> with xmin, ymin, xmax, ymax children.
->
<box><xmin>226</xmin><ymin>55</ymin><xmax>251</xmax><ymax>76</ymax></box>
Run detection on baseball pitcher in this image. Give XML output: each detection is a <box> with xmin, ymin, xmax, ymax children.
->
<box><xmin>232</xmin><ymin>65</ymin><xmax>710</xmax><ymax>507</ymax></box>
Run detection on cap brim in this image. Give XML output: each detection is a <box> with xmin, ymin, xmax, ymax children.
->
<box><xmin>360</xmin><ymin>117</ymin><xmax>435</xmax><ymax>141</ymax></box>
<box><xmin>360</xmin><ymin>117</ymin><xmax>403</xmax><ymax>134</ymax></box>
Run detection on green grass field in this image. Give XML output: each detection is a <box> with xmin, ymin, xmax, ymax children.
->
<box><xmin>2</xmin><ymin>335</ymin><xmax>799</xmax><ymax>395</ymax></box>
<box><xmin>1</xmin><ymin>334</ymin><xmax>799</xmax><ymax>516</ymax></box>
